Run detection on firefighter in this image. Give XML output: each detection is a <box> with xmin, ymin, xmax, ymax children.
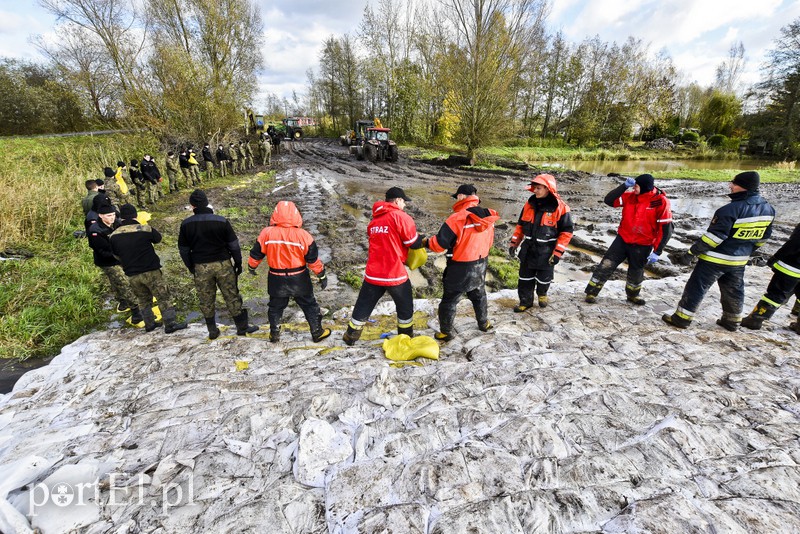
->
<box><xmin>584</xmin><ymin>173</ymin><xmax>672</xmax><ymax>305</ymax></box>
<box><xmin>248</xmin><ymin>201</ymin><xmax>330</xmax><ymax>343</ymax></box>
<box><xmin>426</xmin><ymin>184</ymin><xmax>499</xmax><ymax>341</ymax></box>
<box><xmin>342</xmin><ymin>187</ymin><xmax>425</xmax><ymax>345</ymax></box>
<box><xmin>509</xmin><ymin>174</ymin><xmax>574</xmax><ymax>310</ymax></box>
<box><xmin>664</xmin><ymin>171</ymin><xmax>775</xmax><ymax>331</ymax></box>
<box><xmin>741</xmin><ymin>222</ymin><xmax>800</xmax><ymax>332</ymax></box>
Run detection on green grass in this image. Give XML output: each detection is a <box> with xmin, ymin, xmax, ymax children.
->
<box><xmin>339</xmin><ymin>270</ymin><xmax>364</xmax><ymax>289</ymax></box>
<box><xmin>652</xmin><ymin>168</ymin><xmax>800</xmax><ymax>182</ymax></box>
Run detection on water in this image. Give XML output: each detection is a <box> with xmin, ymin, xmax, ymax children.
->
<box><xmin>537</xmin><ymin>159</ymin><xmax>775</xmax><ymax>175</ymax></box>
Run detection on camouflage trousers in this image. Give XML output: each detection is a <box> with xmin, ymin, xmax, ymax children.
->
<box><xmin>189</xmin><ymin>165</ymin><xmax>201</xmax><ymax>185</ymax></box>
<box><xmin>219</xmin><ymin>161</ymin><xmax>228</xmax><ymax>177</ymax></box>
<box><xmin>167</xmin><ymin>170</ymin><xmax>179</xmax><ymax>192</ymax></box>
<box><xmin>180</xmin><ymin>168</ymin><xmax>192</xmax><ymax>188</ymax></box>
<box><xmin>146</xmin><ymin>181</ymin><xmax>159</xmax><ymax>205</ymax></box>
<box><xmin>128</xmin><ymin>269</ymin><xmax>178</xmax><ymax>324</ymax></box>
<box><xmin>229</xmin><ymin>158</ymin><xmax>239</xmax><ymax>174</ymax></box>
<box><xmin>100</xmin><ymin>265</ymin><xmax>135</xmax><ymax>306</ymax></box>
<box><xmin>205</xmin><ymin>161</ymin><xmax>214</xmax><ymax>180</ymax></box>
<box><xmin>193</xmin><ymin>260</ymin><xmax>243</xmax><ymax>319</ymax></box>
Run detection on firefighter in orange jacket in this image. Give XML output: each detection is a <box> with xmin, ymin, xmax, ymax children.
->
<box><xmin>509</xmin><ymin>174</ymin><xmax>574</xmax><ymax>311</ymax></box>
<box><xmin>342</xmin><ymin>187</ymin><xmax>425</xmax><ymax>346</ymax></box>
<box><xmin>426</xmin><ymin>184</ymin><xmax>499</xmax><ymax>341</ymax></box>
<box><xmin>248</xmin><ymin>201</ymin><xmax>331</xmax><ymax>343</ymax></box>
<box><xmin>585</xmin><ymin>173</ymin><xmax>673</xmax><ymax>305</ymax></box>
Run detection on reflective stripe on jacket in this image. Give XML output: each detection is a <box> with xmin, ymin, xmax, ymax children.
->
<box><xmin>612</xmin><ymin>188</ymin><xmax>673</xmax><ymax>251</ymax></box>
<box><xmin>509</xmin><ymin>174</ymin><xmax>573</xmax><ymax>263</ymax></box>
<box><xmin>770</xmin><ymin>223</ymin><xmax>800</xmax><ymax>278</ymax></box>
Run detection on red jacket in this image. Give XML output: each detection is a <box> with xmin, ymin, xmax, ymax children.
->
<box><xmin>428</xmin><ymin>196</ymin><xmax>499</xmax><ymax>261</ymax></box>
<box><xmin>248</xmin><ymin>201</ymin><xmax>324</xmax><ymax>275</ymax></box>
<box><xmin>611</xmin><ymin>188</ymin><xmax>673</xmax><ymax>251</ymax></box>
<box><xmin>364</xmin><ymin>201</ymin><xmax>421</xmax><ymax>286</ymax></box>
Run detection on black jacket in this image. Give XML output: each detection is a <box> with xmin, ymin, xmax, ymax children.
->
<box><xmin>179</xmin><ymin>152</ymin><xmax>190</xmax><ymax>169</ymax></box>
<box><xmin>178</xmin><ymin>207</ymin><xmax>242</xmax><ymax>272</ymax></box>
<box><xmin>770</xmin><ymin>223</ymin><xmax>800</xmax><ymax>274</ymax></box>
<box><xmin>109</xmin><ymin>220</ymin><xmax>163</xmax><ymax>276</ymax></box>
<box><xmin>140</xmin><ymin>158</ymin><xmax>161</xmax><ymax>184</ymax></box>
<box><xmin>87</xmin><ymin>220</ymin><xmax>120</xmax><ymax>267</ymax></box>
<box><xmin>216</xmin><ymin>147</ymin><xmax>228</xmax><ymax>161</ymax></box>
<box><xmin>202</xmin><ymin>146</ymin><xmax>215</xmax><ymax>164</ymax></box>
<box><xmin>129</xmin><ymin>165</ymin><xmax>145</xmax><ymax>189</ymax></box>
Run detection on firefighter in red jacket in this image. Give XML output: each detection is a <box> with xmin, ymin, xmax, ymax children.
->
<box><xmin>343</xmin><ymin>187</ymin><xmax>425</xmax><ymax>345</ymax></box>
<box><xmin>248</xmin><ymin>201</ymin><xmax>331</xmax><ymax>343</ymax></box>
<box><xmin>509</xmin><ymin>174</ymin><xmax>574</xmax><ymax>311</ymax></box>
<box><xmin>585</xmin><ymin>173</ymin><xmax>673</xmax><ymax>305</ymax></box>
<box><xmin>426</xmin><ymin>184</ymin><xmax>499</xmax><ymax>341</ymax></box>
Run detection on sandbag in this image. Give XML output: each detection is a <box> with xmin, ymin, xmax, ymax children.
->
<box><xmin>382</xmin><ymin>334</ymin><xmax>439</xmax><ymax>362</ymax></box>
<box><xmin>405</xmin><ymin>247</ymin><xmax>427</xmax><ymax>270</ymax></box>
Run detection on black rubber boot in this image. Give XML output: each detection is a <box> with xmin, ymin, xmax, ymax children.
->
<box><xmin>398</xmin><ymin>325</ymin><xmax>413</xmax><ymax>337</ymax></box>
<box><xmin>625</xmin><ymin>287</ymin><xmax>646</xmax><ymax>305</ymax></box>
<box><xmin>742</xmin><ymin>299</ymin><xmax>777</xmax><ymax>330</ymax></box>
<box><xmin>342</xmin><ymin>325</ymin><xmax>362</xmax><ymax>346</ymax></box>
<box><xmin>130</xmin><ymin>306</ymin><xmax>143</xmax><ymax>325</ymax></box>
<box><xmin>163</xmin><ymin>308</ymin><xmax>187</xmax><ymax>334</ymax></box>
<box><xmin>662</xmin><ymin>313</ymin><xmax>691</xmax><ymax>329</ymax></box>
<box><xmin>791</xmin><ymin>300</ymin><xmax>800</xmax><ymax>317</ymax></box>
<box><xmin>205</xmin><ymin>317</ymin><xmax>220</xmax><ymax>340</ymax></box>
<box><xmin>584</xmin><ymin>282</ymin><xmax>602</xmax><ymax>303</ymax></box>
<box><xmin>269</xmin><ymin>327</ymin><xmax>280</xmax><ymax>343</ymax></box>
<box><xmin>311</xmin><ymin>327</ymin><xmax>331</xmax><ymax>342</ymax></box>
<box><xmin>716</xmin><ymin>318</ymin><xmax>739</xmax><ymax>332</ymax></box>
<box><xmin>234</xmin><ymin>309</ymin><xmax>259</xmax><ymax>336</ymax></box>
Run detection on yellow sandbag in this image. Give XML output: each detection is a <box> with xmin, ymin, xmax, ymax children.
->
<box><xmin>115</xmin><ymin>172</ymin><xmax>129</xmax><ymax>195</ymax></box>
<box><xmin>136</xmin><ymin>211</ymin><xmax>152</xmax><ymax>225</ymax></box>
<box><xmin>405</xmin><ymin>247</ymin><xmax>427</xmax><ymax>270</ymax></box>
<box><xmin>382</xmin><ymin>334</ymin><xmax>439</xmax><ymax>362</ymax></box>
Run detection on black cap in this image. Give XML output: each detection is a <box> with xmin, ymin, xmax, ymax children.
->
<box><xmin>452</xmin><ymin>184</ymin><xmax>477</xmax><ymax>199</ymax></box>
<box><xmin>119</xmin><ymin>203</ymin><xmax>138</xmax><ymax>219</ymax></box>
<box><xmin>732</xmin><ymin>171</ymin><xmax>760</xmax><ymax>191</ymax></box>
<box><xmin>635</xmin><ymin>173</ymin><xmax>654</xmax><ymax>193</ymax></box>
<box><xmin>385</xmin><ymin>187</ymin><xmax>411</xmax><ymax>201</ymax></box>
<box><xmin>97</xmin><ymin>204</ymin><xmax>116</xmax><ymax>215</ymax></box>
<box><xmin>103</xmin><ymin>167</ymin><xmax>115</xmax><ymax>178</ymax></box>
<box><xmin>189</xmin><ymin>189</ymin><xmax>209</xmax><ymax>207</ymax></box>
<box><xmin>117</xmin><ymin>161</ymin><xmax>124</xmax><ymax>167</ymax></box>
<box><xmin>91</xmin><ymin>193</ymin><xmax>110</xmax><ymax>211</ymax></box>
<box><xmin>95</xmin><ymin>179</ymin><xmax>104</xmax><ymax>187</ymax></box>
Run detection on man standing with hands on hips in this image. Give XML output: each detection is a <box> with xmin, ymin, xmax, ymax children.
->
<box><xmin>584</xmin><ymin>173</ymin><xmax>673</xmax><ymax>305</ymax></box>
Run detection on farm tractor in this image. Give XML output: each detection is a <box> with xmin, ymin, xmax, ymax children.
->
<box><xmin>349</xmin><ymin>127</ymin><xmax>399</xmax><ymax>163</ymax></box>
<box><xmin>340</xmin><ymin>119</ymin><xmax>376</xmax><ymax>146</ymax></box>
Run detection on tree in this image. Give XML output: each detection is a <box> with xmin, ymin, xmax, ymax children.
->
<box><xmin>440</xmin><ymin>0</ymin><xmax>548</xmax><ymax>161</ymax></box>
<box><xmin>698</xmin><ymin>90</ymin><xmax>741</xmax><ymax>136</ymax></box>
<box><xmin>715</xmin><ymin>41</ymin><xmax>746</xmax><ymax>94</ymax></box>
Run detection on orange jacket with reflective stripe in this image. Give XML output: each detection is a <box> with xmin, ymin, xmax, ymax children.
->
<box><xmin>428</xmin><ymin>196</ymin><xmax>499</xmax><ymax>262</ymax></box>
<box><xmin>248</xmin><ymin>201</ymin><xmax>324</xmax><ymax>275</ymax></box>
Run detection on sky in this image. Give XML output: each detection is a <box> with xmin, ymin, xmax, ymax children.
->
<box><xmin>2</xmin><ymin>0</ymin><xmax>799</xmax><ymax>104</ymax></box>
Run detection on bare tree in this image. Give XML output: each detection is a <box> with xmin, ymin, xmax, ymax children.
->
<box><xmin>715</xmin><ymin>41</ymin><xmax>746</xmax><ymax>94</ymax></box>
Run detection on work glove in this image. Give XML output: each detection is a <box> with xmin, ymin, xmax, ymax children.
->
<box><xmin>508</xmin><ymin>246</ymin><xmax>518</xmax><ymax>259</ymax></box>
<box><xmin>247</xmin><ymin>266</ymin><xmax>258</xmax><ymax>276</ymax></box>
<box><xmin>646</xmin><ymin>252</ymin><xmax>660</xmax><ymax>264</ymax></box>
<box><xmin>422</xmin><ymin>237</ymin><xmax>429</xmax><ymax>249</ymax></box>
<box><xmin>318</xmin><ymin>270</ymin><xmax>328</xmax><ymax>290</ymax></box>
<box><xmin>548</xmin><ymin>254</ymin><xmax>560</xmax><ymax>266</ymax></box>
<box><xmin>233</xmin><ymin>263</ymin><xmax>243</xmax><ymax>276</ymax></box>
<box><xmin>624</xmin><ymin>177</ymin><xmax>636</xmax><ymax>188</ymax></box>
<box><xmin>668</xmin><ymin>251</ymin><xmax>694</xmax><ymax>266</ymax></box>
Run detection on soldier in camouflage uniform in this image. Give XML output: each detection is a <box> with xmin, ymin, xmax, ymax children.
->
<box><xmin>244</xmin><ymin>139</ymin><xmax>254</xmax><ymax>169</ymax></box>
<box><xmin>188</xmin><ymin>146</ymin><xmax>202</xmax><ymax>185</ymax></box>
<box><xmin>259</xmin><ymin>135</ymin><xmax>272</xmax><ymax>166</ymax></box>
<box><xmin>228</xmin><ymin>142</ymin><xmax>239</xmax><ymax>174</ymax></box>
<box><xmin>109</xmin><ymin>204</ymin><xmax>187</xmax><ymax>334</ymax></box>
<box><xmin>102</xmin><ymin>167</ymin><xmax>127</xmax><ymax>207</ymax></box>
<box><xmin>128</xmin><ymin>159</ymin><xmax>147</xmax><ymax>208</ymax></box>
<box><xmin>178</xmin><ymin>189</ymin><xmax>257</xmax><ymax>339</ymax></box>
<box><xmin>179</xmin><ymin>148</ymin><xmax>192</xmax><ymax>187</ymax></box>
<box><xmin>165</xmin><ymin>152</ymin><xmax>180</xmax><ymax>193</ymax></box>
<box><xmin>140</xmin><ymin>154</ymin><xmax>163</xmax><ymax>205</ymax></box>
<box><xmin>238</xmin><ymin>141</ymin><xmax>248</xmax><ymax>171</ymax></box>
<box><xmin>87</xmin><ymin>202</ymin><xmax>142</xmax><ymax>322</ymax></box>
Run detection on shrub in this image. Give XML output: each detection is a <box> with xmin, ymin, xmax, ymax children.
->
<box><xmin>681</xmin><ymin>131</ymin><xmax>700</xmax><ymax>144</ymax></box>
<box><xmin>707</xmin><ymin>134</ymin><xmax>727</xmax><ymax>147</ymax></box>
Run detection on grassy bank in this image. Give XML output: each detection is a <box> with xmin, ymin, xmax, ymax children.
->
<box><xmin>652</xmin><ymin>167</ymin><xmax>800</xmax><ymax>183</ymax></box>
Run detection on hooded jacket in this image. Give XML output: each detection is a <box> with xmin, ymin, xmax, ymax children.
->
<box><xmin>689</xmin><ymin>190</ymin><xmax>775</xmax><ymax>266</ymax></box>
<box><xmin>249</xmin><ymin>201</ymin><xmax>323</xmax><ymax>297</ymax></box>
<box><xmin>178</xmin><ymin>207</ymin><xmax>241</xmax><ymax>273</ymax></box>
<box><xmin>510</xmin><ymin>174</ymin><xmax>574</xmax><ymax>267</ymax></box>
<box><xmin>364</xmin><ymin>201</ymin><xmax>423</xmax><ymax>286</ymax></box>
<box><xmin>429</xmin><ymin>195</ymin><xmax>499</xmax><ymax>292</ymax></box>
<box><xmin>605</xmin><ymin>183</ymin><xmax>673</xmax><ymax>253</ymax></box>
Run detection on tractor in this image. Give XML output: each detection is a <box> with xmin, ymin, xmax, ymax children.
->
<box><xmin>340</xmin><ymin>119</ymin><xmax>375</xmax><ymax>146</ymax></box>
<box><xmin>282</xmin><ymin>117</ymin><xmax>303</xmax><ymax>140</ymax></box>
<box><xmin>349</xmin><ymin>127</ymin><xmax>398</xmax><ymax>162</ymax></box>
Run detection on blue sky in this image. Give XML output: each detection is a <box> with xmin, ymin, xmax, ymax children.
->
<box><xmin>2</xmin><ymin>0</ymin><xmax>799</xmax><ymax>103</ymax></box>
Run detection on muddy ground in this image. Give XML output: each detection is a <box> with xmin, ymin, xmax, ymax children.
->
<box><xmin>208</xmin><ymin>138</ymin><xmax>800</xmax><ymax>317</ymax></box>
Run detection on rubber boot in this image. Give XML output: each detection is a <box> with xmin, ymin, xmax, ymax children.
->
<box><xmin>398</xmin><ymin>325</ymin><xmax>413</xmax><ymax>337</ymax></box>
<box><xmin>142</xmin><ymin>306</ymin><xmax>161</xmax><ymax>332</ymax></box>
<box><xmin>791</xmin><ymin>299</ymin><xmax>800</xmax><ymax>317</ymax></box>
<box><xmin>234</xmin><ymin>309</ymin><xmax>258</xmax><ymax>335</ymax></box>
<box><xmin>584</xmin><ymin>282</ymin><xmax>602</xmax><ymax>303</ymax></box>
<box><xmin>716</xmin><ymin>318</ymin><xmax>739</xmax><ymax>332</ymax></box>
<box><xmin>342</xmin><ymin>324</ymin><xmax>362</xmax><ymax>346</ymax></box>
<box><xmin>116</xmin><ymin>299</ymin><xmax>131</xmax><ymax>313</ymax></box>
<box><xmin>130</xmin><ymin>306</ymin><xmax>143</xmax><ymax>325</ymax></box>
<box><xmin>311</xmin><ymin>327</ymin><xmax>331</xmax><ymax>342</ymax></box>
<box><xmin>662</xmin><ymin>313</ymin><xmax>691</xmax><ymax>329</ymax></box>
<box><xmin>205</xmin><ymin>317</ymin><xmax>220</xmax><ymax>340</ymax></box>
<box><xmin>625</xmin><ymin>286</ymin><xmax>645</xmax><ymax>305</ymax></box>
<box><xmin>741</xmin><ymin>299</ymin><xmax>777</xmax><ymax>330</ymax></box>
<box><xmin>269</xmin><ymin>326</ymin><xmax>280</xmax><ymax>343</ymax></box>
<box><xmin>162</xmin><ymin>308</ymin><xmax>187</xmax><ymax>334</ymax></box>
<box><xmin>538</xmin><ymin>295</ymin><xmax>549</xmax><ymax>308</ymax></box>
